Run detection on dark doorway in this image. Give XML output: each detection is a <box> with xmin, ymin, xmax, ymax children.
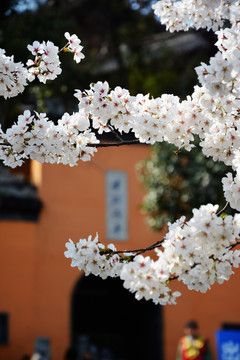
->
<box><xmin>71</xmin><ymin>275</ymin><xmax>163</xmax><ymax>360</ymax></box>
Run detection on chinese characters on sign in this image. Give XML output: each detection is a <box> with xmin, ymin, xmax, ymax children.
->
<box><xmin>106</xmin><ymin>170</ymin><xmax>128</xmax><ymax>241</ymax></box>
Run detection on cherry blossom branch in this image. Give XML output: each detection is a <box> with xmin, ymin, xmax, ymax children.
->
<box><xmin>99</xmin><ymin>238</ymin><xmax>165</xmax><ymax>257</ymax></box>
<box><xmin>92</xmin><ymin>139</ymin><xmax>140</xmax><ymax>147</ymax></box>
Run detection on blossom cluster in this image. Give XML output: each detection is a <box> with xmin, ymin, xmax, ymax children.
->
<box><xmin>64</xmin><ymin>234</ymin><xmax>124</xmax><ymax>279</ymax></box>
<box><xmin>27</xmin><ymin>40</ymin><xmax>62</xmax><ymax>83</ymax></box>
<box><xmin>0</xmin><ymin>80</ymin><xmax>197</xmax><ymax>166</ymax></box>
<box><xmin>74</xmin><ymin>58</ymin><xmax>240</xmax><ymax>171</ymax></box>
<box><xmin>0</xmin><ymin>33</ymin><xmax>84</xmax><ymax>98</ymax></box>
<box><xmin>75</xmin><ymin>82</ymin><xmax>195</xmax><ymax>149</ymax></box>
<box><xmin>152</xmin><ymin>0</ymin><xmax>240</xmax><ymax>32</ymax></box>
<box><xmin>0</xmin><ymin>49</ymin><xmax>28</xmax><ymax>99</ymax></box>
<box><xmin>0</xmin><ymin>109</ymin><xmax>98</xmax><ymax>168</ymax></box>
<box><xmin>71</xmin><ymin>12</ymin><xmax>240</xmax><ymax>174</ymax></box>
<box><xmin>64</xmin><ymin>32</ymin><xmax>85</xmax><ymax>64</ymax></box>
<box><xmin>65</xmin><ymin>205</ymin><xmax>240</xmax><ymax>305</ymax></box>
<box><xmin>222</xmin><ymin>173</ymin><xmax>240</xmax><ymax>211</ymax></box>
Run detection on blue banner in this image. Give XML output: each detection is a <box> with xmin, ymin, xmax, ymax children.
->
<box><xmin>216</xmin><ymin>330</ymin><xmax>240</xmax><ymax>360</ymax></box>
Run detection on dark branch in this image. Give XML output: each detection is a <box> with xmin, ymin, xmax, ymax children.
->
<box><xmin>90</xmin><ymin>139</ymin><xmax>140</xmax><ymax>147</ymax></box>
<box><xmin>227</xmin><ymin>240</ymin><xmax>240</xmax><ymax>250</ymax></box>
<box><xmin>100</xmin><ymin>238</ymin><xmax>165</xmax><ymax>257</ymax></box>
<box><xmin>0</xmin><ymin>139</ymin><xmax>141</xmax><ymax>148</ymax></box>
<box><xmin>107</xmin><ymin>124</ymin><xmax>125</xmax><ymax>142</ymax></box>
<box><xmin>0</xmin><ymin>142</ymin><xmax>11</xmax><ymax>147</ymax></box>
<box><xmin>89</xmin><ymin>123</ymin><xmax>140</xmax><ymax>147</ymax></box>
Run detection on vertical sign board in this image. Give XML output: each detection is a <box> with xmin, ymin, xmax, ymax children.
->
<box><xmin>216</xmin><ymin>330</ymin><xmax>240</xmax><ymax>360</ymax></box>
<box><xmin>106</xmin><ymin>170</ymin><xmax>128</xmax><ymax>241</ymax></box>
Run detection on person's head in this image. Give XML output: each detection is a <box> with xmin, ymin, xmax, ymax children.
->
<box><xmin>184</xmin><ymin>320</ymin><xmax>199</xmax><ymax>338</ymax></box>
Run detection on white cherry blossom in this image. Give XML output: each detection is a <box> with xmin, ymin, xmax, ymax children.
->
<box><xmin>0</xmin><ymin>49</ymin><xmax>28</xmax><ymax>98</ymax></box>
<box><xmin>64</xmin><ymin>32</ymin><xmax>85</xmax><ymax>63</ymax></box>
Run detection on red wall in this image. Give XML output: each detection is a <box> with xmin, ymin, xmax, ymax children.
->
<box><xmin>0</xmin><ymin>222</ymin><xmax>37</xmax><ymax>359</ymax></box>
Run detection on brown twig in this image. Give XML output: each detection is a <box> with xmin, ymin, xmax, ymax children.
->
<box><xmin>216</xmin><ymin>202</ymin><xmax>229</xmax><ymax>216</ymax></box>
<box><xmin>227</xmin><ymin>240</ymin><xmax>240</xmax><ymax>251</ymax></box>
<box><xmin>90</xmin><ymin>139</ymin><xmax>140</xmax><ymax>147</ymax></box>
<box><xmin>100</xmin><ymin>238</ymin><xmax>165</xmax><ymax>257</ymax></box>
<box><xmin>89</xmin><ymin>124</ymin><xmax>140</xmax><ymax>147</ymax></box>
